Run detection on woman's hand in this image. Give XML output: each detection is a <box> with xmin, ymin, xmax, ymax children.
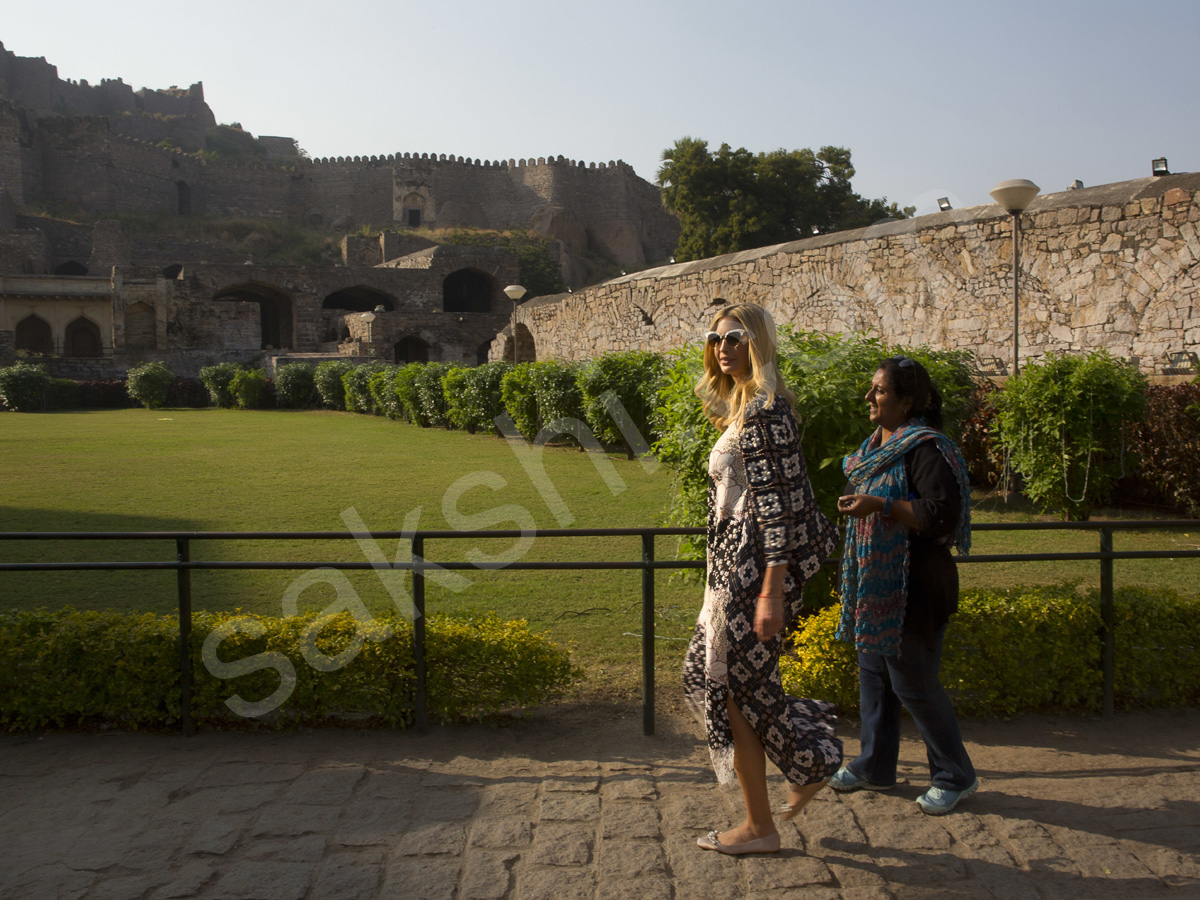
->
<box><xmin>755</xmin><ymin>594</ymin><xmax>784</xmax><ymax>642</ymax></box>
<box><xmin>837</xmin><ymin>493</ymin><xmax>881</xmax><ymax>519</ymax></box>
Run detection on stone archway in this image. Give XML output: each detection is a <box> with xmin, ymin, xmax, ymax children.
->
<box><xmin>396</xmin><ymin>335</ymin><xmax>430</xmax><ymax>364</ymax></box>
<box><xmin>502</xmin><ymin>324</ymin><xmax>537</xmax><ymax>364</ymax></box>
<box><xmin>213</xmin><ymin>283</ymin><xmax>295</xmax><ymax>350</ymax></box>
<box><xmin>15</xmin><ymin>315</ymin><xmax>53</xmax><ymax>354</ymax></box>
<box><xmin>55</xmin><ymin>260</ymin><xmax>88</xmax><ymax>276</ymax></box>
<box><xmin>65</xmin><ymin>316</ymin><xmax>103</xmax><ymax>357</ymax></box>
<box><xmin>443</xmin><ymin>269</ymin><xmax>493</xmax><ymax>313</ymax></box>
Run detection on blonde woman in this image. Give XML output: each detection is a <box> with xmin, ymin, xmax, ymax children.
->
<box><xmin>682</xmin><ymin>301</ymin><xmax>842</xmax><ymax>855</ymax></box>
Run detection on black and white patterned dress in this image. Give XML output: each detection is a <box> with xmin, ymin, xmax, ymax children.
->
<box><xmin>682</xmin><ymin>395</ymin><xmax>843</xmax><ymax>785</ymax></box>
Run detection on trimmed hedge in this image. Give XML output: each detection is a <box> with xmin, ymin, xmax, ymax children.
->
<box><xmin>126</xmin><ymin>361</ymin><xmax>175</xmax><ymax>409</ymax></box>
<box><xmin>0</xmin><ymin>361</ymin><xmax>50</xmax><ymax>411</ymax></box>
<box><xmin>781</xmin><ymin>584</ymin><xmax>1200</xmax><ymax>717</ymax></box>
<box><xmin>0</xmin><ymin>609</ymin><xmax>580</xmax><ymax>732</ymax></box>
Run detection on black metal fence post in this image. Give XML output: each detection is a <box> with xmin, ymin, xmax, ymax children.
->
<box><xmin>1100</xmin><ymin>527</ymin><xmax>1115</xmax><ymax>718</ymax></box>
<box><xmin>175</xmin><ymin>537</ymin><xmax>194</xmax><ymax>736</ymax></box>
<box><xmin>642</xmin><ymin>532</ymin><xmax>655</xmax><ymax>736</ymax></box>
<box><xmin>412</xmin><ymin>534</ymin><xmax>428</xmax><ymax>732</ymax></box>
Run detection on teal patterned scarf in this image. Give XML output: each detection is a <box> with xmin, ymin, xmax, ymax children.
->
<box><xmin>836</xmin><ymin>421</ymin><xmax>971</xmax><ymax>656</ymax></box>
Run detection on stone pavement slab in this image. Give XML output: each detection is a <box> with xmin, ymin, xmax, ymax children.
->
<box><xmin>1</xmin><ymin>705</ymin><xmax>1198</xmax><ymax>899</ymax></box>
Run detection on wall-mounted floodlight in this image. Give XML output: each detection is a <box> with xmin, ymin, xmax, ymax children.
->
<box><xmin>1069</xmin><ymin>180</ymin><xmax>1084</xmax><ymax>190</ymax></box>
<box><xmin>1152</xmin><ymin>157</ymin><xmax>1170</xmax><ymax>176</ymax></box>
<box><xmin>937</xmin><ymin>197</ymin><xmax>952</xmax><ymax>211</ymax></box>
<box><xmin>810</xmin><ymin>225</ymin><xmax>820</xmax><ymax>235</ymax></box>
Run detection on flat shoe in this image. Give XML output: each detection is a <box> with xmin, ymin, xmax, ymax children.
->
<box><xmin>696</xmin><ymin>829</ymin><xmax>781</xmax><ymax>855</ymax></box>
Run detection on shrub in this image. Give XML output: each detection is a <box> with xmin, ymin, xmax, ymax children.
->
<box><xmin>0</xmin><ymin>609</ymin><xmax>580</xmax><ymax>731</ymax></box>
<box><xmin>368</xmin><ymin>365</ymin><xmax>403</xmax><ymax>419</ymax></box>
<box><xmin>414</xmin><ymin>362</ymin><xmax>452</xmax><ymax>427</ymax></box>
<box><xmin>531</xmin><ymin>360</ymin><xmax>584</xmax><ymax>438</ymax></box>
<box><xmin>76</xmin><ymin>379</ymin><xmax>134</xmax><ymax>409</ymax></box>
<box><xmin>314</xmin><ymin>359</ymin><xmax>354</xmax><ymax>410</ymax></box>
<box><xmin>230</xmin><ymin>369</ymin><xmax>269</xmax><ymax>409</ymax></box>
<box><xmin>392</xmin><ymin>364</ymin><xmax>426</xmax><ymax>425</ymax></box>
<box><xmin>443</xmin><ymin>361</ymin><xmax>511</xmax><ymax>434</ymax></box>
<box><xmin>46</xmin><ymin>378</ymin><xmax>80</xmax><ymax>410</ymax></box>
<box><xmin>779</xmin><ymin>584</ymin><xmax>1200</xmax><ymax>717</ymax></box>
<box><xmin>578</xmin><ymin>350</ymin><xmax>665</xmax><ymax>458</ymax></box>
<box><xmin>342</xmin><ymin>362</ymin><xmax>387</xmax><ymax>414</ymax></box>
<box><xmin>274</xmin><ymin>362</ymin><xmax>318</xmax><ymax>409</ymax></box>
<box><xmin>500</xmin><ymin>363</ymin><xmax>538</xmax><ymax>439</ymax></box>
<box><xmin>1115</xmin><ymin>383</ymin><xmax>1200</xmax><ymax>516</ymax></box>
<box><xmin>957</xmin><ymin>381</ymin><xmax>1004</xmax><ymax>490</ymax></box>
<box><xmin>199</xmin><ymin>362</ymin><xmax>241</xmax><ymax>409</ymax></box>
<box><xmin>126</xmin><ymin>361</ymin><xmax>175</xmax><ymax>409</ymax></box>
<box><xmin>997</xmin><ymin>351</ymin><xmax>1146</xmax><ymax>519</ymax></box>
<box><xmin>0</xmin><ymin>361</ymin><xmax>50</xmax><ymax>411</ymax></box>
<box><xmin>166</xmin><ymin>376</ymin><xmax>209</xmax><ymax>408</ymax></box>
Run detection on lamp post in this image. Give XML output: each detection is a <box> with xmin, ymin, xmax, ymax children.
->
<box><xmin>989</xmin><ymin>179</ymin><xmax>1040</xmax><ymax>377</ymax></box>
<box><xmin>504</xmin><ymin>284</ymin><xmax>527</xmax><ymax>364</ymax></box>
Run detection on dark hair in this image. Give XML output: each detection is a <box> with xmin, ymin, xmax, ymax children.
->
<box><xmin>878</xmin><ymin>356</ymin><xmax>944</xmax><ymax>431</ymax></box>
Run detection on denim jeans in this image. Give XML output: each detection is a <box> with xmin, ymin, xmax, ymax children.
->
<box><xmin>848</xmin><ymin>625</ymin><xmax>976</xmax><ymax>790</ymax></box>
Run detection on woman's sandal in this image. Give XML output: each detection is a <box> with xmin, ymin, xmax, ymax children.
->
<box><xmin>696</xmin><ymin>829</ymin><xmax>781</xmax><ymax>855</ymax></box>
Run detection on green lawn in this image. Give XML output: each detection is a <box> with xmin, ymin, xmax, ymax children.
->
<box><xmin>2</xmin><ymin>408</ymin><xmax>1197</xmax><ymax>701</ymax></box>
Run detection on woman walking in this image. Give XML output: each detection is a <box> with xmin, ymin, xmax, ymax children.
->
<box><xmin>833</xmin><ymin>356</ymin><xmax>978</xmax><ymax>815</ymax></box>
<box><xmin>682</xmin><ymin>302</ymin><xmax>842</xmax><ymax>855</ymax></box>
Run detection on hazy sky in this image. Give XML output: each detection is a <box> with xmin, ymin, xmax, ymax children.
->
<box><xmin>5</xmin><ymin>0</ymin><xmax>1197</xmax><ymax>216</ymax></box>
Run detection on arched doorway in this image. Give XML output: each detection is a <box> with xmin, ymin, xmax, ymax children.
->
<box><xmin>443</xmin><ymin>269</ymin><xmax>492</xmax><ymax>313</ymax></box>
<box><xmin>124</xmin><ymin>302</ymin><xmax>156</xmax><ymax>351</ymax></box>
<box><xmin>476</xmin><ymin>340</ymin><xmax>493</xmax><ymax>365</ymax></box>
<box><xmin>402</xmin><ymin>192</ymin><xmax>426</xmax><ymax>228</ymax></box>
<box><xmin>65</xmin><ymin>317</ymin><xmax>103</xmax><ymax>357</ymax></box>
<box><xmin>395</xmin><ymin>335</ymin><xmax>430</xmax><ymax>364</ymax></box>
<box><xmin>213</xmin><ymin>283</ymin><xmax>295</xmax><ymax>350</ymax></box>
<box><xmin>15</xmin><ymin>315</ymin><xmax>53</xmax><ymax>354</ymax></box>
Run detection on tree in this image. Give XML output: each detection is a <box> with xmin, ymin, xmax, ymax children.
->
<box><xmin>657</xmin><ymin>137</ymin><xmax>913</xmax><ymax>262</ymax></box>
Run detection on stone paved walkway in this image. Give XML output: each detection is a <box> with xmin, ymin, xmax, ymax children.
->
<box><xmin>2</xmin><ymin>704</ymin><xmax>1198</xmax><ymax>900</ymax></box>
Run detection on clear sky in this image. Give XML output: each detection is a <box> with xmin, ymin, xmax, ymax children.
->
<box><xmin>4</xmin><ymin>0</ymin><xmax>1197</xmax><ymax>217</ymax></box>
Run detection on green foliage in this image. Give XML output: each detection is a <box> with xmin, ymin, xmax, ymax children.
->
<box><xmin>657</xmin><ymin>137</ymin><xmax>912</xmax><ymax>262</ymax></box>
<box><xmin>0</xmin><ymin>609</ymin><xmax>580</xmax><ymax>731</ymax></box>
<box><xmin>230</xmin><ymin>369</ymin><xmax>269</xmax><ymax>409</ymax></box>
<box><xmin>780</xmin><ymin>584</ymin><xmax>1200</xmax><ymax>717</ymax></box>
<box><xmin>414</xmin><ymin>362</ymin><xmax>453</xmax><ymax>427</ymax></box>
<box><xmin>391</xmin><ymin>364</ymin><xmax>426</xmax><ymax>425</ymax></box>
<box><xmin>46</xmin><ymin>377</ymin><xmax>81</xmax><ymax>411</ymax></box>
<box><xmin>578</xmin><ymin>351</ymin><xmax>665</xmax><ymax>457</ymax></box>
<box><xmin>957</xmin><ymin>382</ymin><xmax>1005</xmax><ymax>490</ymax></box>
<box><xmin>274</xmin><ymin>362</ymin><xmax>318</xmax><ymax>409</ymax></box>
<box><xmin>199</xmin><ymin>362</ymin><xmax>240</xmax><ymax>408</ymax></box>
<box><xmin>125</xmin><ymin>361</ymin><xmax>175</xmax><ymax>409</ymax></box>
<box><xmin>341</xmin><ymin>362</ymin><xmax>388</xmax><ymax>414</ymax></box>
<box><xmin>314</xmin><ymin>359</ymin><xmax>354</xmax><ymax>410</ymax></box>
<box><xmin>531</xmin><ymin>361</ymin><xmax>585</xmax><ymax>437</ymax></box>
<box><xmin>368</xmin><ymin>365</ymin><xmax>403</xmax><ymax>419</ymax></box>
<box><xmin>1116</xmin><ymin>384</ymin><xmax>1200</xmax><ymax>517</ymax></box>
<box><xmin>997</xmin><ymin>351</ymin><xmax>1147</xmax><ymax>519</ymax></box>
<box><xmin>0</xmin><ymin>361</ymin><xmax>50</xmax><ymax>411</ymax></box>
<box><xmin>443</xmin><ymin>361</ymin><xmax>512</xmax><ymax>434</ymax></box>
<box><xmin>500</xmin><ymin>363</ymin><xmax>539</xmax><ymax>439</ymax></box>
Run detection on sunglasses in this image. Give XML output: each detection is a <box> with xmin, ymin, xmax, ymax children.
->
<box><xmin>889</xmin><ymin>355</ymin><xmax>916</xmax><ymax>368</ymax></box>
<box><xmin>706</xmin><ymin>329</ymin><xmax>752</xmax><ymax>346</ymax></box>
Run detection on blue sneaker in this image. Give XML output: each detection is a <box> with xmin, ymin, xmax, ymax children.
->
<box><xmin>916</xmin><ymin>779</ymin><xmax>979</xmax><ymax>815</ymax></box>
<box><xmin>828</xmin><ymin>767</ymin><xmax>894</xmax><ymax>793</ymax></box>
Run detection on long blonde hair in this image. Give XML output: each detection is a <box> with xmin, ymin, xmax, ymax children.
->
<box><xmin>695</xmin><ymin>302</ymin><xmax>796</xmax><ymax>429</ymax></box>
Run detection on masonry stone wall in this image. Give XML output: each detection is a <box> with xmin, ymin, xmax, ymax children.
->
<box><xmin>499</xmin><ymin>174</ymin><xmax>1200</xmax><ymax>375</ymax></box>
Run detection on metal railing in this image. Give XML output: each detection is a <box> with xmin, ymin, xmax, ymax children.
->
<box><xmin>2</xmin><ymin>520</ymin><xmax>1199</xmax><ymax>735</ymax></box>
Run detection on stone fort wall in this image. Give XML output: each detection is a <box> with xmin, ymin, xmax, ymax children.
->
<box><xmin>502</xmin><ymin>174</ymin><xmax>1200</xmax><ymax>374</ymax></box>
<box><xmin>1</xmin><ymin>103</ymin><xmax>680</xmax><ymax>268</ymax></box>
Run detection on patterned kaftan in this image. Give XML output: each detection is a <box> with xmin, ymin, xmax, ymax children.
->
<box><xmin>682</xmin><ymin>396</ymin><xmax>843</xmax><ymax>786</ymax></box>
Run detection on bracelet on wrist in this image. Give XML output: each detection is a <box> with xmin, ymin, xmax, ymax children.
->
<box><xmin>757</xmin><ymin>593</ymin><xmax>781</xmax><ymax>600</ymax></box>
<box><xmin>882</xmin><ymin>496</ymin><xmax>894</xmax><ymax>517</ymax></box>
